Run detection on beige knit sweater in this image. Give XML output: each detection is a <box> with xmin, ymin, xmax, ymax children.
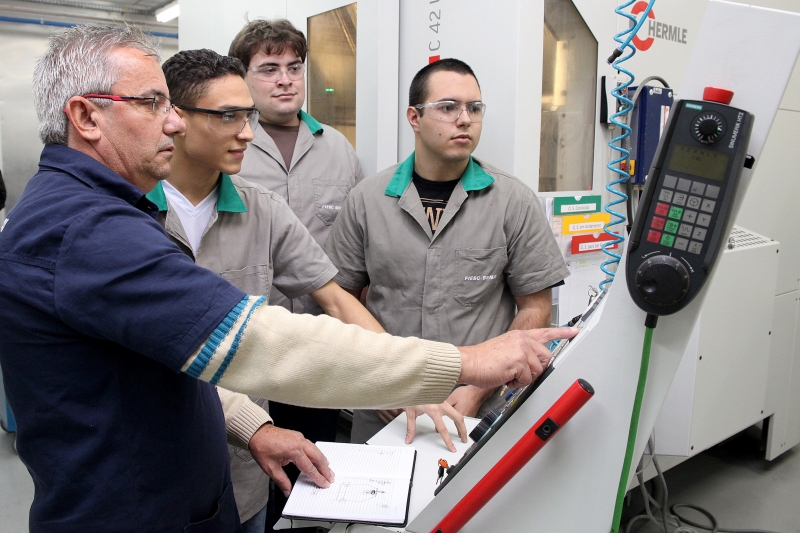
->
<box><xmin>185</xmin><ymin>297</ymin><xmax>462</xmax><ymax>431</ymax></box>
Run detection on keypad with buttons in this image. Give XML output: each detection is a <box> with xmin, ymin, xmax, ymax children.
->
<box><xmin>646</xmin><ymin>176</ymin><xmax>720</xmax><ymax>253</ymax></box>
<box><xmin>690</xmin><ymin>182</ymin><xmax>706</xmax><ymax>195</ymax></box>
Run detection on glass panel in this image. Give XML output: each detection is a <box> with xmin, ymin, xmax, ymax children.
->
<box><xmin>307</xmin><ymin>3</ymin><xmax>357</xmax><ymax>149</ymax></box>
<box><xmin>539</xmin><ymin>0</ymin><xmax>597</xmax><ymax>192</ymax></box>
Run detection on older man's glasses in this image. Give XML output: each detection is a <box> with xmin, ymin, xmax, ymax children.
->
<box><xmin>81</xmin><ymin>94</ymin><xmax>173</xmax><ymax>115</ymax></box>
<box><xmin>174</xmin><ymin>105</ymin><xmax>260</xmax><ymax>135</ymax></box>
<box><xmin>249</xmin><ymin>63</ymin><xmax>305</xmax><ymax>83</ymax></box>
<box><xmin>414</xmin><ymin>100</ymin><xmax>487</xmax><ymax>122</ymax></box>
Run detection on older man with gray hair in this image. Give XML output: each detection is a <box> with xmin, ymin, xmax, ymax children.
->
<box><xmin>0</xmin><ymin>25</ymin><xmax>576</xmax><ymax>532</ymax></box>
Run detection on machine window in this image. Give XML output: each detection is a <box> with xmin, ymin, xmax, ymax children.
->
<box><xmin>539</xmin><ymin>0</ymin><xmax>598</xmax><ymax>192</ymax></box>
<box><xmin>307</xmin><ymin>3</ymin><xmax>358</xmax><ymax>149</ymax></box>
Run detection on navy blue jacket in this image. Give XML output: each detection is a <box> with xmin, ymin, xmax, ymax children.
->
<box><xmin>0</xmin><ymin>145</ymin><xmax>246</xmax><ymax>532</ymax></box>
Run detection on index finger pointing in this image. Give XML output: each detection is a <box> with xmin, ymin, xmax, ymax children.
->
<box><xmin>529</xmin><ymin>327</ymin><xmax>579</xmax><ymax>345</ymax></box>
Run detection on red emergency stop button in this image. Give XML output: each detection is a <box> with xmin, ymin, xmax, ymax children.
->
<box><xmin>703</xmin><ymin>86</ymin><xmax>734</xmax><ymax>105</ymax></box>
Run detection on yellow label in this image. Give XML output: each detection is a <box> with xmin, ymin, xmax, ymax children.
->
<box><xmin>561</xmin><ymin>213</ymin><xmax>611</xmax><ymax>235</ymax></box>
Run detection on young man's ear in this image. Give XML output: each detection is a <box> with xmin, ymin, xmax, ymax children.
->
<box><xmin>63</xmin><ymin>96</ymin><xmax>103</xmax><ymax>142</ymax></box>
<box><xmin>407</xmin><ymin>106</ymin><xmax>421</xmax><ymax>133</ymax></box>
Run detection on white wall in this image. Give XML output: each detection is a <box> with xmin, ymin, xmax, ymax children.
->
<box><xmin>179</xmin><ymin>0</ymin><xmax>287</xmax><ymax>54</ymax></box>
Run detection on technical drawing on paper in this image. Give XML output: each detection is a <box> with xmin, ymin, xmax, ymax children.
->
<box><xmin>309</xmin><ymin>477</ymin><xmax>394</xmax><ymax>512</ymax></box>
<box><xmin>281</xmin><ymin>443</ymin><xmax>415</xmax><ymax>523</ymax></box>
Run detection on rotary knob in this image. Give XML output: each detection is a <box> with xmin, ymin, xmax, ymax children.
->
<box><xmin>634</xmin><ymin>255</ymin><xmax>690</xmax><ymax>307</ymax></box>
<box><xmin>692</xmin><ymin>112</ymin><xmax>726</xmax><ymax>144</ymax></box>
<box><xmin>468</xmin><ymin>408</ymin><xmax>501</xmax><ymax>442</ymax></box>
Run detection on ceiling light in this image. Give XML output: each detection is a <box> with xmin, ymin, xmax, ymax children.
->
<box><xmin>156</xmin><ymin>1</ymin><xmax>179</xmax><ymax>23</ymax></box>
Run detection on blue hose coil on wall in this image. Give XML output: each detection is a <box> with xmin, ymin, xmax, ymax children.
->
<box><xmin>600</xmin><ymin>0</ymin><xmax>656</xmax><ymax>291</ymax></box>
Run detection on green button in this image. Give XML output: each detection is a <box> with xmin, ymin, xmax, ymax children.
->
<box><xmin>660</xmin><ymin>234</ymin><xmax>675</xmax><ymax>247</ymax></box>
<box><xmin>668</xmin><ymin>206</ymin><xmax>683</xmax><ymax>220</ymax></box>
<box><xmin>665</xmin><ymin>221</ymin><xmax>679</xmax><ymax>234</ymax></box>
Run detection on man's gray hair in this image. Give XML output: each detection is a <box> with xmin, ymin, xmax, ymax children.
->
<box><xmin>33</xmin><ymin>25</ymin><xmax>160</xmax><ymax>145</ymax></box>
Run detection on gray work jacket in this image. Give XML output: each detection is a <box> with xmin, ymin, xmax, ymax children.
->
<box><xmin>326</xmin><ymin>154</ymin><xmax>569</xmax><ymax>438</ymax></box>
<box><xmin>238</xmin><ymin>111</ymin><xmax>364</xmax><ymax>315</ymax></box>
<box><xmin>325</xmin><ymin>153</ymin><xmax>570</xmax><ymax>347</ymax></box>
<box><xmin>147</xmin><ymin>173</ymin><xmax>337</xmax><ymax>521</ymax></box>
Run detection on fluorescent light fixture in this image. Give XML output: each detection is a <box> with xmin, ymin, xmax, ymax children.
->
<box><xmin>156</xmin><ymin>1</ymin><xmax>179</xmax><ymax>23</ymax></box>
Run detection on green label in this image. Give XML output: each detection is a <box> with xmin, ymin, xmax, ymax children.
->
<box><xmin>553</xmin><ymin>195</ymin><xmax>602</xmax><ymax>215</ymax></box>
<box><xmin>685</xmin><ymin>103</ymin><xmax>703</xmax><ymax>110</ymax></box>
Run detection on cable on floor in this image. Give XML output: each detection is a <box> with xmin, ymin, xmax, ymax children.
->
<box><xmin>623</xmin><ymin>453</ymin><xmax>782</xmax><ymax>533</ymax></box>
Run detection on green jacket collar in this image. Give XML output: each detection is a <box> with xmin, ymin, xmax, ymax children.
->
<box><xmin>384</xmin><ymin>152</ymin><xmax>495</xmax><ymax>198</ymax></box>
<box><xmin>299</xmin><ymin>110</ymin><xmax>323</xmax><ymax>135</ymax></box>
<box><xmin>146</xmin><ymin>174</ymin><xmax>247</xmax><ymax>213</ymax></box>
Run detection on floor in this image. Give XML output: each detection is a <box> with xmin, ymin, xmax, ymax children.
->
<box><xmin>1</xmin><ymin>425</ymin><xmax>798</xmax><ymax>533</ymax></box>
<box><xmin>622</xmin><ymin>427</ymin><xmax>800</xmax><ymax>533</ymax></box>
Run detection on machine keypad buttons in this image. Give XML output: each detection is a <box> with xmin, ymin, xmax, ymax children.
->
<box><xmin>690</xmin><ymin>182</ymin><xmax>706</xmax><ymax>195</ymax></box>
<box><xmin>682</xmin><ymin>210</ymin><xmax>698</xmax><ymax>224</ymax></box>
<box><xmin>646</xmin><ymin>166</ymin><xmax>722</xmax><ymax>260</ymax></box>
<box><xmin>674</xmin><ymin>238</ymin><xmax>689</xmax><ymax>251</ymax></box>
<box><xmin>668</xmin><ymin>206</ymin><xmax>683</xmax><ymax>220</ymax></box>
<box><xmin>701</xmin><ymin>199</ymin><xmax>716</xmax><ymax>213</ymax></box>
<box><xmin>659</xmin><ymin>189</ymin><xmax>674</xmax><ymax>202</ymax></box>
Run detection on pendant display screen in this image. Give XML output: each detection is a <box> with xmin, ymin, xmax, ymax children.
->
<box><xmin>667</xmin><ymin>143</ymin><xmax>730</xmax><ymax>181</ymax></box>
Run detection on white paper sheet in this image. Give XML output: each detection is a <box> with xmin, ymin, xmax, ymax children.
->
<box><xmin>282</xmin><ymin>442</ymin><xmax>416</xmax><ymax>525</ymax></box>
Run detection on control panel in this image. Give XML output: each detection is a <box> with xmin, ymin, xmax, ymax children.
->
<box><xmin>626</xmin><ymin>96</ymin><xmax>753</xmax><ymax>316</ymax></box>
<box><xmin>433</xmin><ymin>290</ymin><xmax>607</xmax><ymax>494</ymax></box>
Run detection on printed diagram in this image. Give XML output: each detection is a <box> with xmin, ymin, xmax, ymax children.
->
<box><xmin>311</xmin><ymin>477</ymin><xmax>394</xmax><ymax>511</ymax></box>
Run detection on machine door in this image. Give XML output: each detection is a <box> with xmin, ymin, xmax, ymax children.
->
<box><xmin>287</xmin><ymin>0</ymin><xmax>400</xmax><ymax>176</ymax></box>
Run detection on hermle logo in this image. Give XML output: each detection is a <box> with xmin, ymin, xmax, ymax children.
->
<box><xmin>631</xmin><ymin>0</ymin><xmax>689</xmax><ymax>51</ymax></box>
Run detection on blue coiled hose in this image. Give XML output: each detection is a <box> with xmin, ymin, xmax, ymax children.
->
<box><xmin>600</xmin><ymin>0</ymin><xmax>656</xmax><ymax>291</ymax></box>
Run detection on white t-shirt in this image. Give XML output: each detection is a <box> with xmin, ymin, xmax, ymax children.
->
<box><xmin>162</xmin><ymin>180</ymin><xmax>218</xmax><ymax>254</ymax></box>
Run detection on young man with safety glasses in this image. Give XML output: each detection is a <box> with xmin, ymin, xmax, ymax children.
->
<box><xmin>325</xmin><ymin>58</ymin><xmax>571</xmax><ymax>444</ymax></box>
<box><xmin>153</xmin><ymin>49</ymin><xmax>385</xmax><ymax>533</ymax></box>
<box><xmin>228</xmin><ymin>20</ymin><xmax>365</xmax><ymax>528</ymax></box>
